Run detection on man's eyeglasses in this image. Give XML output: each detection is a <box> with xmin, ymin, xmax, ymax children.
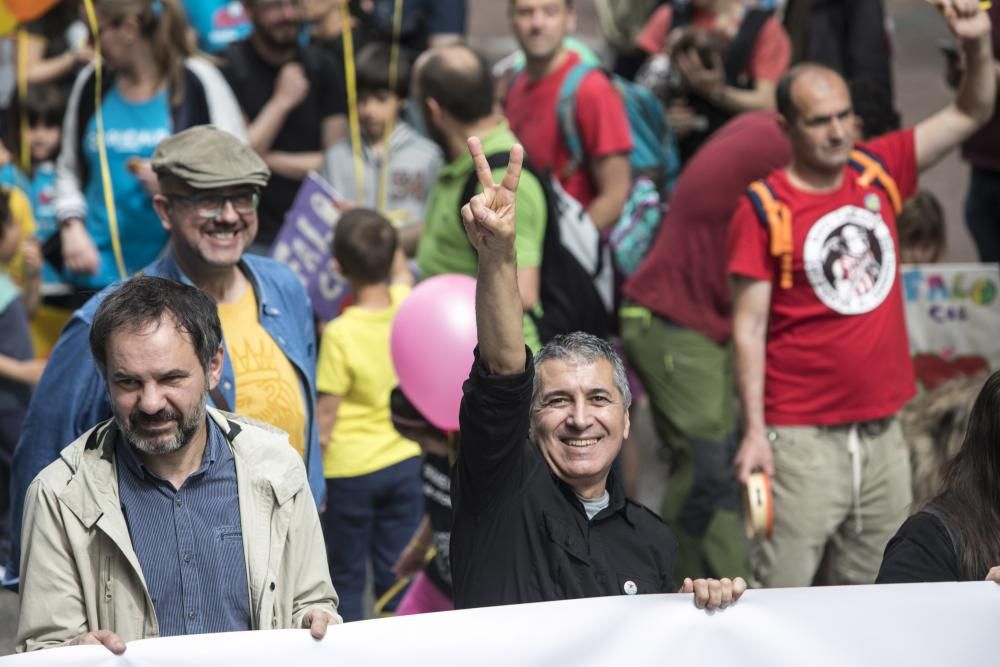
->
<box><xmin>166</xmin><ymin>190</ymin><xmax>259</xmax><ymax>219</ymax></box>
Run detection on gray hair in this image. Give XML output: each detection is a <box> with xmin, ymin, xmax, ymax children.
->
<box><xmin>532</xmin><ymin>332</ymin><xmax>632</xmax><ymax>408</ymax></box>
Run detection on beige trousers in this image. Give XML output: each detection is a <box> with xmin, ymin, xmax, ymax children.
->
<box><xmin>754</xmin><ymin>417</ymin><xmax>912</xmax><ymax>587</ymax></box>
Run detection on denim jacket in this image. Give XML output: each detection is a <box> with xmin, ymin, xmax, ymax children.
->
<box><xmin>5</xmin><ymin>253</ymin><xmax>322</xmax><ymax>590</ymax></box>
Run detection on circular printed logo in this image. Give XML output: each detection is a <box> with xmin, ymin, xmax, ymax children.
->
<box><xmin>802</xmin><ymin>206</ymin><xmax>896</xmax><ymax>315</ymax></box>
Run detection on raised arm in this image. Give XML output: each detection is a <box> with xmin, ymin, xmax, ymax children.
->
<box><xmin>915</xmin><ymin>0</ymin><xmax>996</xmax><ymax>171</ymax></box>
<box><xmin>461</xmin><ymin>137</ymin><xmax>524</xmax><ymax>376</ymax></box>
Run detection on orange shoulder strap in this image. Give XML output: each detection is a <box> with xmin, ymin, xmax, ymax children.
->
<box><xmin>848</xmin><ymin>149</ymin><xmax>903</xmax><ymax>215</ymax></box>
<box><xmin>747</xmin><ymin>181</ymin><xmax>794</xmax><ymax>289</ymax></box>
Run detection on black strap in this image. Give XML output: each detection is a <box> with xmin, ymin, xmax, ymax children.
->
<box><xmin>783</xmin><ymin>0</ymin><xmax>816</xmax><ymax>64</ymax></box>
<box><xmin>724</xmin><ymin>8</ymin><xmax>772</xmax><ymax>85</ymax></box>
<box><xmin>670</xmin><ymin>0</ymin><xmax>695</xmax><ymax>30</ymax></box>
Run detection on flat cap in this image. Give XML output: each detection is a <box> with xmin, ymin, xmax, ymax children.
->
<box><xmin>151</xmin><ymin>125</ymin><xmax>270</xmax><ymax>189</ymax></box>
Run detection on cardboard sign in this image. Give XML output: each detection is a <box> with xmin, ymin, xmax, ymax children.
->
<box><xmin>270</xmin><ymin>174</ymin><xmax>349</xmax><ymax>323</ymax></box>
<box><xmin>902</xmin><ymin>263</ymin><xmax>1000</xmax><ymax>390</ymax></box>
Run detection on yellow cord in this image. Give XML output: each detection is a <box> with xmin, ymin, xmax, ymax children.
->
<box><xmin>341</xmin><ymin>1</ymin><xmax>365</xmax><ymax>205</ymax></box>
<box><xmin>83</xmin><ymin>0</ymin><xmax>127</xmax><ymax>280</ymax></box>
<box><xmin>16</xmin><ymin>29</ymin><xmax>29</xmax><ymax>173</ymax></box>
<box><xmin>927</xmin><ymin>0</ymin><xmax>992</xmax><ymax>10</ymax></box>
<box><xmin>340</xmin><ymin>0</ymin><xmax>404</xmax><ymax>215</ymax></box>
<box><xmin>377</xmin><ymin>0</ymin><xmax>404</xmax><ymax>215</ymax></box>
<box><xmin>372</xmin><ymin>545</ymin><xmax>437</xmax><ymax>617</ymax></box>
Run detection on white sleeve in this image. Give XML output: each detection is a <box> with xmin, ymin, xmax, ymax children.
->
<box><xmin>54</xmin><ymin>65</ymin><xmax>95</xmax><ymax>223</ymax></box>
<box><xmin>187</xmin><ymin>56</ymin><xmax>249</xmax><ymax>142</ymax></box>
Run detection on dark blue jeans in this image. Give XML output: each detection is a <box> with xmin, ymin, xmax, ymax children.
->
<box><xmin>321</xmin><ymin>456</ymin><xmax>423</xmax><ymax>621</ymax></box>
<box><xmin>965</xmin><ymin>166</ymin><xmax>1000</xmax><ymax>262</ymax></box>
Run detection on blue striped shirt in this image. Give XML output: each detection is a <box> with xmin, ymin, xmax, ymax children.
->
<box><xmin>116</xmin><ymin>418</ymin><xmax>252</xmax><ymax>636</ymax></box>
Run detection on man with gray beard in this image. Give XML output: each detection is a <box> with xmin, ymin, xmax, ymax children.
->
<box><xmin>15</xmin><ymin>276</ymin><xmax>338</xmax><ymax>654</ymax></box>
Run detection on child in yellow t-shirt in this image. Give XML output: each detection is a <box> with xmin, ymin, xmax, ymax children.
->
<box><xmin>315</xmin><ymin>209</ymin><xmax>422</xmax><ymax>622</ymax></box>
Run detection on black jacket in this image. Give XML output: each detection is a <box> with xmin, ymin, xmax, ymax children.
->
<box><xmin>451</xmin><ymin>349</ymin><xmax>678</xmax><ymax>609</ymax></box>
<box><xmin>876</xmin><ymin>510</ymin><xmax>962</xmax><ymax>584</ymax></box>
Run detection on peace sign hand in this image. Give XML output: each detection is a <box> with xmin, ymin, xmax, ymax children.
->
<box><xmin>460</xmin><ymin>137</ymin><xmax>523</xmax><ymax>262</ymax></box>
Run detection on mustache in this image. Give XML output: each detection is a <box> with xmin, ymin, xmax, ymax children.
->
<box><xmin>132</xmin><ymin>409</ymin><xmax>181</xmax><ymax>425</ymax></box>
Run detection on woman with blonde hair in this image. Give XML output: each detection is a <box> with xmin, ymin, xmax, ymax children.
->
<box><xmin>55</xmin><ymin>0</ymin><xmax>246</xmax><ymax>299</ymax></box>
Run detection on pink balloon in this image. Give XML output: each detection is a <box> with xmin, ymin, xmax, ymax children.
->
<box><xmin>391</xmin><ymin>274</ymin><xmax>478</xmax><ymax>431</ymax></box>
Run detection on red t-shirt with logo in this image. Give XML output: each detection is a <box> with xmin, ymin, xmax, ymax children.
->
<box><xmin>727</xmin><ymin>129</ymin><xmax>918</xmax><ymax>426</ymax></box>
<box><xmin>504</xmin><ymin>51</ymin><xmax>633</xmax><ymax>207</ymax></box>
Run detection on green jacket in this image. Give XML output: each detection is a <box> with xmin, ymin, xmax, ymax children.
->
<box><xmin>17</xmin><ymin>407</ymin><xmax>339</xmax><ymax>652</ymax></box>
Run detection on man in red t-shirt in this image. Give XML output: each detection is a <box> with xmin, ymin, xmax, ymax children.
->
<box><xmin>504</xmin><ymin>0</ymin><xmax>632</xmax><ymax>229</ymax></box>
<box><xmin>620</xmin><ymin>111</ymin><xmax>789</xmax><ymax>582</ymax></box>
<box><xmin>728</xmin><ymin>1</ymin><xmax>995</xmax><ymax>588</ymax></box>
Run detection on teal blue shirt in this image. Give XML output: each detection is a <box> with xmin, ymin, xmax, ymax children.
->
<box><xmin>79</xmin><ymin>86</ymin><xmax>170</xmax><ymax>289</ymax></box>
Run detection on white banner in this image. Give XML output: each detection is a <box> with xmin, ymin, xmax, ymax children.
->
<box><xmin>902</xmin><ymin>263</ymin><xmax>1000</xmax><ymax>389</ymax></box>
<box><xmin>2</xmin><ymin>583</ymin><xmax>998</xmax><ymax>667</ymax></box>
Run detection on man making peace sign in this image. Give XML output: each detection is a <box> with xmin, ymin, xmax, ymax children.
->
<box><xmin>450</xmin><ymin>137</ymin><xmax>746</xmax><ymax>610</ymax></box>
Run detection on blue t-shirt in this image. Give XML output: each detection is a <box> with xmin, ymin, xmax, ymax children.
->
<box><xmin>29</xmin><ymin>161</ymin><xmax>62</xmax><ymax>286</ymax></box>
<box><xmin>80</xmin><ymin>87</ymin><xmax>170</xmax><ymax>290</ymax></box>
<box><xmin>183</xmin><ymin>0</ymin><xmax>252</xmax><ymax>54</ymax></box>
<box><xmin>0</xmin><ymin>162</ymin><xmax>30</xmax><ymax>193</ymax></box>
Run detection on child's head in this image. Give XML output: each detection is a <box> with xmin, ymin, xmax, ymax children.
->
<box><xmin>356</xmin><ymin>42</ymin><xmax>411</xmax><ymax>143</ymax></box>
<box><xmin>26</xmin><ymin>84</ymin><xmax>67</xmax><ymax>164</ymax></box>
<box><xmin>0</xmin><ymin>188</ymin><xmax>19</xmax><ymax>264</ymax></box>
<box><xmin>333</xmin><ymin>208</ymin><xmax>397</xmax><ymax>286</ymax></box>
<box><xmin>898</xmin><ymin>190</ymin><xmax>946</xmax><ymax>264</ymax></box>
<box><xmin>389</xmin><ymin>387</ymin><xmax>454</xmax><ymax>456</ymax></box>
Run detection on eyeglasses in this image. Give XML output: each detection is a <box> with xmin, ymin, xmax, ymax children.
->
<box><xmin>166</xmin><ymin>190</ymin><xmax>259</xmax><ymax>219</ymax></box>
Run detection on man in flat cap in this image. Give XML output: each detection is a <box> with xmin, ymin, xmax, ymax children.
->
<box><xmin>16</xmin><ymin>276</ymin><xmax>339</xmax><ymax>653</ymax></box>
<box><xmin>6</xmin><ymin>126</ymin><xmax>326</xmax><ymax>595</ymax></box>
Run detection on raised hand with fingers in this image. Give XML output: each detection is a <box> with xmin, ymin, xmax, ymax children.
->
<box><xmin>460</xmin><ymin>137</ymin><xmax>523</xmax><ymax>262</ymax></box>
<box><xmin>934</xmin><ymin>0</ymin><xmax>992</xmax><ymax>40</ymax></box>
<box><xmin>464</xmin><ymin>136</ymin><xmax>528</xmax><ymax>375</ymax></box>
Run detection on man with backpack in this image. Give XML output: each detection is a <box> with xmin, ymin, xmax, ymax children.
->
<box><xmin>413</xmin><ymin>45</ymin><xmax>547</xmax><ymax>352</ymax></box>
<box><xmin>727</xmin><ymin>0</ymin><xmax>995</xmax><ymax>588</ymax></box>
<box><xmin>504</xmin><ymin>0</ymin><xmax>632</xmax><ymax>232</ymax></box>
<box><xmin>415</xmin><ymin>45</ymin><xmax>614</xmax><ymax>348</ymax></box>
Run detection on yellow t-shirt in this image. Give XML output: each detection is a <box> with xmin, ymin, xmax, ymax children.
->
<box><xmin>217</xmin><ymin>284</ymin><xmax>307</xmax><ymax>457</ymax></box>
<box><xmin>316</xmin><ymin>283</ymin><xmax>420</xmax><ymax>478</ymax></box>
<box><xmin>0</xmin><ymin>187</ymin><xmax>36</xmax><ymax>290</ymax></box>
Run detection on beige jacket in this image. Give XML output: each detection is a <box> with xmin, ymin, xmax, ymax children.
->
<box><xmin>16</xmin><ymin>408</ymin><xmax>340</xmax><ymax>652</ymax></box>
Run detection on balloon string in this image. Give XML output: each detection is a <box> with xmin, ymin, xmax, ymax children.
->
<box><xmin>341</xmin><ymin>1</ymin><xmax>365</xmax><ymax>205</ymax></box>
<box><xmin>377</xmin><ymin>0</ymin><xmax>404</xmax><ymax>215</ymax></box>
<box><xmin>82</xmin><ymin>0</ymin><xmax>127</xmax><ymax>280</ymax></box>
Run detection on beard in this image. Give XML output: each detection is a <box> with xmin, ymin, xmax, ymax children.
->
<box><xmin>117</xmin><ymin>392</ymin><xmax>208</xmax><ymax>456</ymax></box>
<box><xmin>255</xmin><ymin>19</ymin><xmax>302</xmax><ymax>51</ymax></box>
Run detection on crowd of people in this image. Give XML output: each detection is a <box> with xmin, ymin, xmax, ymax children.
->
<box><xmin>0</xmin><ymin>0</ymin><xmax>999</xmax><ymax>655</ymax></box>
